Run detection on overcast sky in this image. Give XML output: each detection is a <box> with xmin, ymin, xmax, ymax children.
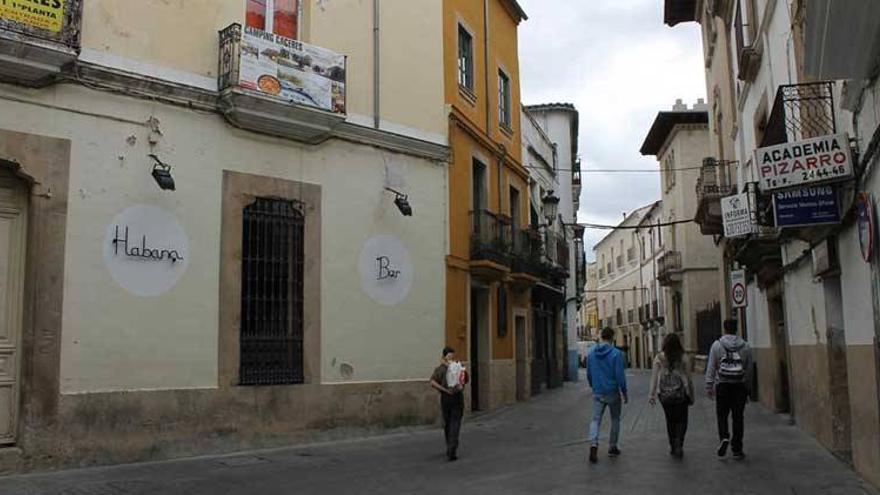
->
<box><xmin>517</xmin><ymin>0</ymin><xmax>706</xmax><ymax>260</ymax></box>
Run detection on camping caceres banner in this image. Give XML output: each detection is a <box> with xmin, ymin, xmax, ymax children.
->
<box><xmin>0</xmin><ymin>0</ymin><xmax>65</xmax><ymax>33</ymax></box>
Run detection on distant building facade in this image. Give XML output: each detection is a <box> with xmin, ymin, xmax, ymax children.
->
<box><xmin>640</xmin><ymin>100</ymin><xmax>723</xmax><ymax>358</ymax></box>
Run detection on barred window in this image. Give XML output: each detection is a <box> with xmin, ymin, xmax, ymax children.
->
<box><xmin>239</xmin><ymin>198</ymin><xmax>305</xmax><ymax>386</ymax></box>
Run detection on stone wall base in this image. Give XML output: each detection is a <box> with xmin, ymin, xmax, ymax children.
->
<box><xmin>11</xmin><ymin>380</ymin><xmax>437</xmax><ymax>473</ymax></box>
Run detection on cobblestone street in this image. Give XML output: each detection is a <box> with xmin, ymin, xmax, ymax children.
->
<box><xmin>0</xmin><ymin>371</ymin><xmax>874</xmax><ymax>495</ymax></box>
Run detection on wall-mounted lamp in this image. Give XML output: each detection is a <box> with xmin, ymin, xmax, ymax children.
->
<box><xmin>149</xmin><ymin>154</ymin><xmax>175</xmax><ymax>191</ymax></box>
<box><xmin>542</xmin><ymin>191</ymin><xmax>560</xmax><ymax>225</ymax></box>
<box><xmin>385</xmin><ymin>187</ymin><xmax>412</xmax><ymax>217</ymax></box>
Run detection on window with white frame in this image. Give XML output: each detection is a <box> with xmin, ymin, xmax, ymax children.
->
<box><xmin>498</xmin><ymin>69</ymin><xmax>512</xmax><ymax>129</ymax></box>
<box><xmin>458</xmin><ymin>25</ymin><xmax>474</xmax><ymax>91</ymax></box>
<box><xmin>246</xmin><ymin>0</ymin><xmax>301</xmax><ymax>39</ymax></box>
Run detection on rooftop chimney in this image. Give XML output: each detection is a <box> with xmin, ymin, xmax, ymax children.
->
<box><xmin>693</xmin><ymin>98</ymin><xmax>708</xmax><ymax>111</ymax></box>
<box><xmin>672</xmin><ymin>99</ymin><xmax>687</xmax><ymax>111</ymax></box>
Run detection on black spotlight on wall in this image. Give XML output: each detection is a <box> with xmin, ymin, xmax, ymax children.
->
<box><xmin>149</xmin><ymin>154</ymin><xmax>175</xmax><ymax>191</ymax></box>
<box><xmin>385</xmin><ymin>187</ymin><xmax>413</xmax><ymax>216</ymax></box>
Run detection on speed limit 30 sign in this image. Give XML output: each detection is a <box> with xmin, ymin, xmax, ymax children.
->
<box><xmin>731</xmin><ymin>270</ymin><xmax>747</xmax><ymax>308</ymax></box>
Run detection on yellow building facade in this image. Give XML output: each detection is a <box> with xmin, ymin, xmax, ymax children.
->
<box><xmin>443</xmin><ymin>0</ymin><xmax>532</xmax><ymax>411</ymax></box>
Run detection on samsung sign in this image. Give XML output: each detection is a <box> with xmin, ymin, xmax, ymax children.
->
<box><xmin>773</xmin><ymin>185</ymin><xmax>840</xmax><ymax>228</ymax></box>
<box><xmin>756</xmin><ymin>134</ymin><xmax>852</xmax><ymax>191</ymax></box>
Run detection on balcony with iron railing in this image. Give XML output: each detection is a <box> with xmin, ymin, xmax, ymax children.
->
<box><xmin>657</xmin><ymin>251</ymin><xmax>682</xmax><ymax>286</ymax></box>
<box><xmin>218</xmin><ymin>23</ymin><xmax>347</xmax><ymax>144</ymax></box>
<box><xmin>761</xmin><ymin>81</ymin><xmax>837</xmax><ymax>149</ymax></box>
<box><xmin>695</xmin><ymin>158</ymin><xmax>736</xmax><ymax>235</ymax></box>
<box><xmin>0</xmin><ymin>0</ymin><xmax>81</xmax><ymax>85</ymax></box>
<box><xmin>509</xmin><ymin>227</ymin><xmax>543</xmax><ymax>288</ymax></box>
<box><xmin>470</xmin><ymin>209</ymin><xmax>512</xmax><ymax>270</ymax></box>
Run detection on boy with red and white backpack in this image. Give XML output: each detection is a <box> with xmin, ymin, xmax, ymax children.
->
<box><xmin>706</xmin><ymin>319</ymin><xmax>753</xmax><ymax>461</ymax></box>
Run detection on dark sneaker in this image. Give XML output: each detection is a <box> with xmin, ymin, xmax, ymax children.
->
<box><xmin>717</xmin><ymin>439</ymin><xmax>730</xmax><ymax>457</ymax></box>
<box><xmin>673</xmin><ymin>447</ymin><xmax>684</xmax><ymax>459</ymax></box>
<box><xmin>589</xmin><ymin>446</ymin><xmax>598</xmax><ymax>464</ymax></box>
<box><xmin>732</xmin><ymin>451</ymin><xmax>746</xmax><ymax>461</ymax></box>
<box><xmin>608</xmin><ymin>447</ymin><xmax>621</xmax><ymax>457</ymax></box>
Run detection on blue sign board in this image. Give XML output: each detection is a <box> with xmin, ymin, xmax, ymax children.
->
<box><xmin>773</xmin><ymin>185</ymin><xmax>840</xmax><ymax>228</ymax></box>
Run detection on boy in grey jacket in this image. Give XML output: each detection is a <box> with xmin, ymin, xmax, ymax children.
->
<box><xmin>706</xmin><ymin>319</ymin><xmax>752</xmax><ymax>460</ymax></box>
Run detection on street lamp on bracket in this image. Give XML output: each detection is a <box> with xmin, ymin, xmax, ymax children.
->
<box><xmin>541</xmin><ymin>191</ymin><xmax>560</xmax><ymax>226</ymax></box>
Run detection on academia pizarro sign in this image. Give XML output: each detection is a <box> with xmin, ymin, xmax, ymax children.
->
<box><xmin>756</xmin><ymin>134</ymin><xmax>852</xmax><ymax>192</ymax></box>
<box><xmin>0</xmin><ymin>0</ymin><xmax>65</xmax><ymax>32</ymax></box>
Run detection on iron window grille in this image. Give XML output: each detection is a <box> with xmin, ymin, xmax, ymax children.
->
<box><xmin>239</xmin><ymin>197</ymin><xmax>305</xmax><ymax>386</ymax></box>
<box><xmin>761</xmin><ymin>81</ymin><xmax>837</xmax><ymax>148</ymax></box>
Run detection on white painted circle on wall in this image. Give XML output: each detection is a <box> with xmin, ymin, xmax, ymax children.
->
<box><xmin>358</xmin><ymin>235</ymin><xmax>413</xmax><ymax>306</ymax></box>
<box><xmin>103</xmin><ymin>204</ymin><xmax>190</xmax><ymax>297</ymax></box>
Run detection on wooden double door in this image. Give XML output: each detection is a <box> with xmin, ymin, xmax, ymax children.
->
<box><xmin>0</xmin><ymin>171</ymin><xmax>27</xmax><ymax>446</ymax></box>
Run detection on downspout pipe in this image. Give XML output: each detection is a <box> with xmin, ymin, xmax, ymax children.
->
<box><xmin>483</xmin><ymin>0</ymin><xmax>491</xmax><ymax>132</ymax></box>
<box><xmin>373</xmin><ymin>0</ymin><xmax>380</xmax><ymax>129</ymax></box>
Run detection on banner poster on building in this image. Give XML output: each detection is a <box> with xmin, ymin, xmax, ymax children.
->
<box><xmin>721</xmin><ymin>192</ymin><xmax>753</xmax><ymax>238</ymax></box>
<box><xmin>755</xmin><ymin>133</ymin><xmax>852</xmax><ymax>192</ymax></box>
<box><xmin>238</xmin><ymin>26</ymin><xmax>346</xmax><ymax>114</ymax></box>
<box><xmin>0</xmin><ymin>0</ymin><xmax>65</xmax><ymax>32</ymax></box>
<box><xmin>730</xmin><ymin>269</ymin><xmax>747</xmax><ymax>308</ymax></box>
<box><xmin>773</xmin><ymin>185</ymin><xmax>840</xmax><ymax>228</ymax></box>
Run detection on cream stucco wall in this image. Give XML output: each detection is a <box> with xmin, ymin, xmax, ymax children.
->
<box><xmin>80</xmin><ymin>0</ymin><xmax>446</xmax><ymax>143</ymax></box>
<box><xmin>0</xmin><ymin>84</ymin><xmax>446</xmax><ymax>393</ymax></box>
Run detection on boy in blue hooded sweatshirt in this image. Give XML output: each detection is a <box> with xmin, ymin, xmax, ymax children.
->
<box><xmin>586</xmin><ymin>327</ymin><xmax>628</xmax><ymax>463</ymax></box>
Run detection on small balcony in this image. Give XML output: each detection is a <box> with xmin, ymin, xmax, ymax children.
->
<box><xmin>731</xmin><ymin>227</ymin><xmax>782</xmax><ymax>288</ymax></box>
<box><xmin>695</xmin><ymin>158</ymin><xmax>735</xmax><ymax>235</ymax></box>
<box><xmin>657</xmin><ymin>251</ymin><xmax>682</xmax><ymax>286</ymax></box>
<box><xmin>470</xmin><ymin>210</ymin><xmax>512</xmax><ymax>280</ymax></box>
<box><xmin>761</xmin><ymin>81</ymin><xmax>837</xmax><ymax>149</ymax></box>
<box><xmin>218</xmin><ymin>24</ymin><xmax>347</xmax><ymax>144</ymax></box>
<box><xmin>544</xmin><ymin>231</ymin><xmax>569</xmax><ymax>273</ymax></box>
<box><xmin>509</xmin><ymin>227</ymin><xmax>543</xmax><ymax>290</ymax></box>
<box><xmin>0</xmin><ymin>0</ymin><xmax>81</xmax><ymax>85</ymax></box>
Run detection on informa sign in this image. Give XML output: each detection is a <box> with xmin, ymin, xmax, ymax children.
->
<box><xmin>0</xmin><ymin>0</ymin><xmax>65</xmax><ymax>32</ymax></box>
<box><xmin>721</xmin><ymin>193</ymin><xmax>753</xmax><ymax>238</ymax></box>
<box><xmin>103</xmin><ymin>205</ymin><xmax>190</xmax><ymax>297</ymax></box>
<box><xmin>755</xmin><ymin>133</ymin><xmax>852</xmax><ymax>191</ymax></box>
<box><xmin>358</xmin><ymin>235</ymin><xmax>413</xmax><ymax>306</ymax></box>
<box><xmin>772</xmin><ymin>185</ymin><xmax>840</xmax><ymax>228</ymax></box>
<box><xmin>730</xmin><ymin>270</ymin><xmax>747</xmax><ymax>308</ymax></box>
<box><xmin>239</xmin><ymin>26</ymin><xmax>346</xmax><ymax>114</ymax></box>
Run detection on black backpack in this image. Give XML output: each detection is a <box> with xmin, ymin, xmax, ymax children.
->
<box><xmin>658</xmin><ymin>364</ymin><xmax>688</xmax><ymax>405</ymax></box>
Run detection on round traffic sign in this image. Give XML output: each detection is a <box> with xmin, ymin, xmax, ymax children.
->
<box><xmin>732</xmin><ymin>282</ymin><xmax>746</xmax><ymax>306</ymax></box>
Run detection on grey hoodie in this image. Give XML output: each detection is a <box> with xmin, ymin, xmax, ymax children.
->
<box><xmin>705</xmin><ymin>334</ymin><xmax>752</xmax><ymax>390</ymax></box>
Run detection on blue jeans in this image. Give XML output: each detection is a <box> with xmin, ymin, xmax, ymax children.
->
<box><xmin>587</xmin><ymin>393</ymin><xmax>622</xmax><ymax>448</ymax></box>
